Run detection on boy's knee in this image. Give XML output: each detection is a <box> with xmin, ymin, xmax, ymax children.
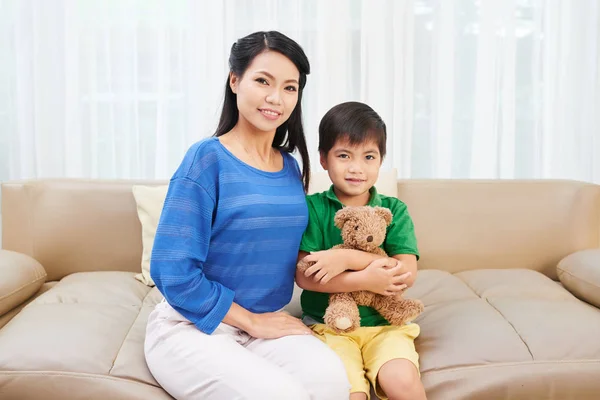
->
<box><xmin>377</xmin><ymin>359</ymin><xmax>422</xmax><ymax>398</ymax></box>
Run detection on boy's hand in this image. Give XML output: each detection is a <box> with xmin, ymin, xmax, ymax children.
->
<box><xmin>301</xmin><ymin>249</ymin><xmax>348</xmax><ymax>284</ymax></box>
<box><xmin>359</xmin><ymin>257</ymin><xmax>412</xmax><ymax>295</ymax></box>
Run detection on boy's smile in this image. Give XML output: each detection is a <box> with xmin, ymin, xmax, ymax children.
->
<box><xmin>320</xmin><ymin>138</ymin><xmax>382</xmax><ymax>207</ymax></box>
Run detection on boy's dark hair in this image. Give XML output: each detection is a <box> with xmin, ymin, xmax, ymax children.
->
<box><xmin>318</xmin><ymin>101</ymin><xmax>387</xmax><ymax>159</ymax></box>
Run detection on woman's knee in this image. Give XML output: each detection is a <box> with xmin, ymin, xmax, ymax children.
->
<box><xmin>147</xmin><ymin>344</ymin><xmax>312</xmax><ymax>400</ymax></box>
<box><xmin>306</xmin><ymin>349</ymin><xmax>351</xmax><ymax>399</ymax></box>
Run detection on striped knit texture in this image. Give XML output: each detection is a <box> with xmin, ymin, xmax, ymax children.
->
<box><xmin>150</xmin><ymin>137</ymin><xmax>308</xmax><ymax>334</ymax></box>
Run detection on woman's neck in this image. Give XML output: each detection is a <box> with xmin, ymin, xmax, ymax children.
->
<box><xmin>230</xmin><ymin>118</ymin><xmax>277</xmax><ymax>161</ymax></box>
<box><xmin>221</xmin><ymin>120</ymin><xmax>283</xmax><ymax>172</ymax></box>
<box><xmin>231</xmin><ymin>129</ymin><xmax>275</xmax><ymax>160</ymax></box>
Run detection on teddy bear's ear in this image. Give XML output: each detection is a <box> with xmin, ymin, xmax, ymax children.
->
<box><xmin>334</xmin><ymin>207</ymin><xmax>355</xmax><ymax>229</ymax></box>
<box><xmin>374</xmin><ymin>207</ymin><xmax>393</xmax><ymax>226</ymax></box>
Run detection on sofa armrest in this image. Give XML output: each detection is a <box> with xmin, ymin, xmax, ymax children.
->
<box><xmin>557</xmin><ymin>249</ymin><xmax>600</xmax><ymax>308</ymax></box>
<box><xmin>0</xmin><ymin>249</ymin><xmax>47</xmax><ymax>317</ymax></box>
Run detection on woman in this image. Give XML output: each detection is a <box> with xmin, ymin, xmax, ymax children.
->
<box><xmin>144</xmin><ymin>31</ymin><xmax>351</xmax><ymax>399</ymax></box>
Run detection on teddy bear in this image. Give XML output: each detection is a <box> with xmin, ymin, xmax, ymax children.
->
<box><xmin>297</xmin><ymin>206</ymin><xmax>424</xmax><ymax>333</ymax></box>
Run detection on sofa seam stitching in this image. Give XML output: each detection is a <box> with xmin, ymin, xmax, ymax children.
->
<box><xmin>0</xmin><ymin>274</ymin><xmax>47</xmax><ymax>303</ymax></box>
<box><xmin>107</xmin><ymin>288</ymin><xmax>154</xmax><ymax>375</ymax></box>
<box><xmin>0</xmin><ymin>370</ymin><xmax>163</xmax><ymax>389</ymax></box>
<box><xmin>557</xmin><ymin>267</ymin><xmax>600</xmax><ymax>291</ymax></box>
<box><xmin>483</xmin><ymin>297</ymin><xmax>535</xmax><ymax>360</ymax></box>
<box><xmin>422</xmin><ymin>359</ymin><xmax>600</xmax><ymax>376</ymax></box>
<box><xmin>454</xmin><ymin>274</ymin><xmax>535</xmax><ymax>361</ymax></box>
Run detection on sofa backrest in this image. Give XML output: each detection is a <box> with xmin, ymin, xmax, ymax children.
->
<box><xmin>2</xmin><ymin>178</ymin><xmax>599</xmax><ymax>282</ymax></box>
<box><xmin>1</xmin><ymin>179</ymin><xmax>166</xmax><ymax>281</ymax></box>
<box><xmin>397</xmin><ymin>180</ymin><xmax>600</xmax><ymax>279</ymax></box>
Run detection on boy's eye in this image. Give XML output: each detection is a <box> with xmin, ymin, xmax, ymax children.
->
<box><xmin>255</xmin><ymin>78</ymin><xmax>268</xmax><ymax>85</ymax></box>
<box><xmin>338</xmin><ymin>154</ymin><xmax>349</xmax><ymax>159</ymax></box>
<box><xmin>366</xmin><ymin>155</ymin><xmax>376</xmax><ymax>160</ymax></box>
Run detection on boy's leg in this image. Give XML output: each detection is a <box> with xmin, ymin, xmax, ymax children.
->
<box><xmin>311</xmin><ymin>323</ymin><xmax>371</xmax><ymax>399</ymax></box>
<box><xmin>377</xmin><ymin>359</ymin><xmax>427</xmax><ymax>400</ymax></box>
<box><xmin>245</xmin><ymin>332</ymin><xmax>350</xmax><ymax>400</ymax></box>
<box><xmin>362</xmin><ymin>324</ymin><xmax>427</xmax><ymax>400</ymax></box>
<box><xmin>145</xmin><ymin>301</ymin><xmax>312</xmax><ymax>400</ymax></box>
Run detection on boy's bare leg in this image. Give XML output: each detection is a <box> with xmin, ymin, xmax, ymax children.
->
<box><xmin>377</xmin><ymin>359</ymin><xmax>427</xmax><ymax>400</ymax></box>
<box><xmin>350</xmin><ymin>392</ymin><xmax>368</xmax><ymax>400</ymax></box>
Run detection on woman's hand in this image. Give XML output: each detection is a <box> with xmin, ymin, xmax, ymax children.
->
<box><xmin>358</xmin><ymin>257</ymin><xmax>411</xmax><ymax>296</ymax></box>
<box><xmin>246</xmin><ymin>311</ymin><xmax>313</xmax><ymax>339</ymax></box>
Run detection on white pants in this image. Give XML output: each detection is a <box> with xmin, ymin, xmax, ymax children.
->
<box><xmin>144</xmin><ymin>301</ymin><xmax>351</xmax><ymax>400</ymax></box>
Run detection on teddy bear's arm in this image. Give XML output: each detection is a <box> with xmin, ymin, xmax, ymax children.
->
<box><xmin>370</xmin><ymin>247</ymin><xmax>389</xmax><ymax>257</ymax></box>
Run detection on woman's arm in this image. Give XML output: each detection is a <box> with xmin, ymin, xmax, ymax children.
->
<box><xmin>151</xmin><ymin>177</ymin><xmax>236</xmax><ymax>334</ymax></box>
<box><xmin>223</xmin><ymin>302</ymin><xmax>312</xmax><ymax>338</ymax></box>
<box><xmin>153</xmin><ymin>175</ymin><xmax>311</xmax><ymax>338</ymax></box>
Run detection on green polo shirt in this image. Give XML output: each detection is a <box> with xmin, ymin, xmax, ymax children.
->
<box><xmin>299</xmin><ymin>185</ymin><xmax>420</xmax><ymax>327</ymax></box>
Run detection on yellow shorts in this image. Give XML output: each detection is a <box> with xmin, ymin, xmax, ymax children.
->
<box><xmin>310</xmin><ymin>323</ymin><xmax>420</xmax><ymax>400</ymax></box>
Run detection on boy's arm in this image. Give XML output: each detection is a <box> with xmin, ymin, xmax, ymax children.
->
<box><xmin>385</xmin><ymin>199</ymin><xmax>420</xmax><ymax>288</ymax></box>
<box><xmin>392</xmin><ymin>254</ymin><xmax>418</xmax><ymax>287</ymax></box>
<box><xmin>296</xmin><ymin>249</ymin><xmax>417</xmax><ymax>293</ymax></box>
<box><xmin>300</xmin><ymin>248</ymin><xmax>385</xmax><ymax>282</ymax></box>
<box><xmin>296</xmin><ymin>251</ymin><xmax>363</xmax><ymax>292</ymax></box>
<box><xmin>296</xmin><ymin>251</ymin><xmax>410</xmax><ymax>295</ymax></box>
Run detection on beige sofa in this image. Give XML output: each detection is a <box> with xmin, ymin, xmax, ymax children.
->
<box><xmin>1</xmin><ymin>178</ymin><xmax>600</xmax><ymax>400</ymax></box>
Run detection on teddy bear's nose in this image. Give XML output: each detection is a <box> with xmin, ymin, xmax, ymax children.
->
<box><xmin>366</xmin><ymin>235</ymin><xmax>373</xmax><ymax>242</ymax></box>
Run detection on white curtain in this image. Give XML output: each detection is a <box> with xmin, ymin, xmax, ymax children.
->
<box><xmin>0</xmin><ymin>0</ymin><xmax>599</xmax><ymax>183</ymax></box>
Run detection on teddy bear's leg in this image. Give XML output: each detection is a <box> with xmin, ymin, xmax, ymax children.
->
<box><xmin>324</xmin><ymin>293</ymin><xmax>361</xmax><ymax>334</ymax></box>
<box><xmin>372</xmin><ymin>296</ymin><xmax>424</xmax><ymax>326</ymax></box>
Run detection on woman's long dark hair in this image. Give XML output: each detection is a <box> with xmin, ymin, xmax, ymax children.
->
<box><xmin>214</xmin><ymin>31</ymin><xmax>311</xmax><ymax>192</ymax></box>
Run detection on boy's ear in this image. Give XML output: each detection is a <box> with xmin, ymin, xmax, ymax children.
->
<box><xmin>374</xmin><ymin>207</ymin><xmax>393</xmax><ymax>226</ymax></box>
<box><xmin>319</xmin><ymin>151</ymin><xmax>328</xmax><ymax>170</ymax></box>
<box><xmin>229</xmin><ymin>72</ymin><xmax>238</xmax><ymax>94</ymax></box>
<box><xmin>334</xmin><ymin>208</ymin><xmax>354</xmax><ymax>229</ymax></box>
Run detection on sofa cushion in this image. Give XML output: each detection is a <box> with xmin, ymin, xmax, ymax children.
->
<box><xmin>409</xmin><ymin>269</ymin><xmax>600</xmax><ymax>399</ymax></box>
<box><xmin>0</xmin><ymin>272</ymin><xmax>165</xmax><ymax>393</ymax></box>
<box><xmin>0</xmin><ymin>250</ymin><xmax>46</xmax><ymax>317</ymax></box>
<box><xmin>0</xmin><ymin>281</ymin><xmax>57</xmax><ymax>329</ymax></box>
<box><xmin>132</xmin><ymin>185</ymin><xmax>168</xmax><ymax>287</ymax></box>
<box><xmin>2</xmin><ymin>268</ymin><xmax>599</xmax><ymax>400</ymax></box>
<box><xmin>557</xmin><ymin>249</ymin><xmax>600</xmax><ymax>308</ymax></box>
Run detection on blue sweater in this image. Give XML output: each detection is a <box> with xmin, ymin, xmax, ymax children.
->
<box><xmin>150</xmin><ymin>137</ymin><xmax>309</xmax><ymax>334</ymax></box>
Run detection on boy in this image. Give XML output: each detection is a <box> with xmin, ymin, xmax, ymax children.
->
<box><xmin>296</xmin><ymin>102</ymin><xmax>427</xmax><ymax>400</ymax></box>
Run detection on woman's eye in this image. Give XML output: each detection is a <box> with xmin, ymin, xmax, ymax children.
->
<box><xmin>255</xmin><ymin>78</ymin><xmax>268</xmax><ymax>85</ymax></box>
<box><xmin>285</xmin><ymin>86</ymin><xmax>298</xmax><ymax>92</ymax></box>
